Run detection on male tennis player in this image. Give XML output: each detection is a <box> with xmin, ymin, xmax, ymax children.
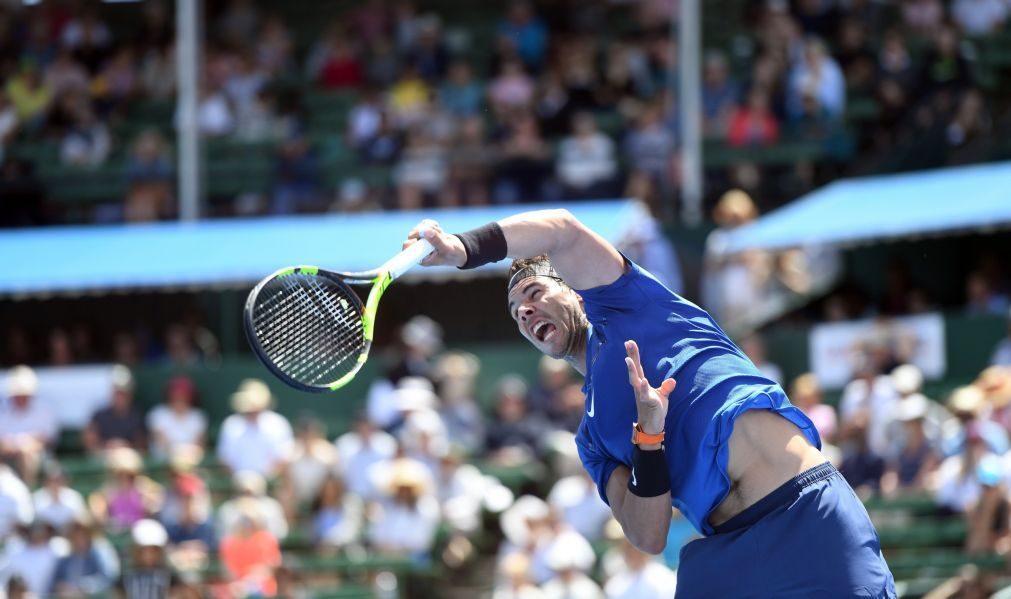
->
<box><xmin>403</xmin><ymin>210</ymin><xmax>895</xmax><ymax>597</ymax></box>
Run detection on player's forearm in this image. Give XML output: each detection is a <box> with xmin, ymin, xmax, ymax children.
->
<box><xmin>607</xmin><ymin>466</ymin><xmax>672</xmax><ymax>554</ymax></box>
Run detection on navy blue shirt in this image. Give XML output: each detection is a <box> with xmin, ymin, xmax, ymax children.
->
<box><xmin>573</xmin><ymin>259</ymin><xmax>820</xmax><ymax>535</ymax></box>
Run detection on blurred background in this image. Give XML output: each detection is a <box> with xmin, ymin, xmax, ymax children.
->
<box><xmin>1</xmin><ymin>0</ymin><xmax>1011</xmax><ymax>597</ymax></box>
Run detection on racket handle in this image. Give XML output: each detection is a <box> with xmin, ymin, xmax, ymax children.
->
<box><xmin>384</xmin><ymin>239</ymin><xmax>435</xmax><ymax>280</ymax></box>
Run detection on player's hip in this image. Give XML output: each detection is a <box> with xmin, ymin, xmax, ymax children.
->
<box><xmin>676</xmin><ymin>463</ymin><xmax>896</xmax><ymax>599</ymax></box>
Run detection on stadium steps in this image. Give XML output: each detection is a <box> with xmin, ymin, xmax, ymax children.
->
<box><xmin>886</xmin><ymin>549</ymin><xmax>1006</xmax><ymax>579</ymax></box>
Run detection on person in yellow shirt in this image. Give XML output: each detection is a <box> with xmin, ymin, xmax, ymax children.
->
<box><xmin>6</xmin><ymin>60</ymin><xmax>52</xmax><ymax>130</ymax></box>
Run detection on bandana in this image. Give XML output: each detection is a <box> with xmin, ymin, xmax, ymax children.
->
<box><xmin>507</xmin><ymin>261</ymin><xmax>563</xmax><ymax>292</ymax></box>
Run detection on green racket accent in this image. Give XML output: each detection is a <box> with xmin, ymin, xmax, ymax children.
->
<box><xmin>362</xmin><ymin>272</ymin><xmax>393</xmax><ymax>342</ymax></box>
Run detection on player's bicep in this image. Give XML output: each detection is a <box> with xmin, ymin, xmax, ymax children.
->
<box><xmin>547</xmin><ymin>211</ymin><xmax>625</xmax><ymax>290</ymax></box>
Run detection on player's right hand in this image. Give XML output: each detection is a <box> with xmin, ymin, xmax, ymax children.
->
<box><xmin>404</xmin><ymin>219</ymin><xmax>468</xmax><ymax>268</ymax></box>
<box><xmin>625</xmin><ymin>339</ymin><xmax>675</xmax><ymax>436</ymax></box>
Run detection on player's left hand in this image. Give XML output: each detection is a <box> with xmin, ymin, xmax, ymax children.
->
<box><xmin>625</xmin><ymin>339</ymin><xmax>676</xmax><ymax>436</ymax></box>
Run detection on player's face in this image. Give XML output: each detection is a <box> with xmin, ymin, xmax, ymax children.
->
<box><xmin>507</xmin><ymin>277</ymin><xmax>584</xmax><ymax>359</ymax></box>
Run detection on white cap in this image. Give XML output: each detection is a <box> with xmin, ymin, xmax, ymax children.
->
<box><xmin>891</xmin><ymin>364</ymin><xmax>923</xmax><ymax>395</ymax></box>
<box><xmin>501</xmin><ymin>495</ymin><xmax>550</xmax><ymax>546</ymax></box>
<box><xmin>894</xmin><ymin>394</ymin><xmax>929</xmax><ymax>422</ymax></box>
<box><xmin>132</xmin><ymin>519</ymin><xmax>168</xmax><ymax>547</ymax></box>
<box><xmin>6</xmin><ymin>365</ymin><xmax>37</xmax><ymax>397</ymax></box>
<box><xmin>545</xmin><ymin>530</ymin><xmax>595</xmax><ymax>572</ymax></box>
<box><xmin>110</xmin><ymin>364</ymin><xmax>134</xmax><ymax>392</ymax></box>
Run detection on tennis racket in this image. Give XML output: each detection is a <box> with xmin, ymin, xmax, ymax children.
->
<box><xmin>243</xmin><ymin>239</ymin><xmax>435</xmax><ymax>392</ymax></box>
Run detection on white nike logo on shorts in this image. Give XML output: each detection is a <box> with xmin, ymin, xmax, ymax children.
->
<box><xmin>631</xmin><ymin>468</ymin><xmax>637</xmax><ymax>486</ymax></box>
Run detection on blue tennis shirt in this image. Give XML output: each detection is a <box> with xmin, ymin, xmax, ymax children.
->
<box><xmin>573</xmin><ymin>259</ymin><xmax>821</xmax><ymax>536</ymax></box>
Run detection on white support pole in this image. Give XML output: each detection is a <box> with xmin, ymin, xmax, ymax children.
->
<box><xmin>176</xmin><ymin>0</ymin><xmax>201</xmax><ymax>221</ymax></box>
<box><xmin>677</xmin><ymin>0</ymin><xmax>703</xmax><ymax>226</ymax></box>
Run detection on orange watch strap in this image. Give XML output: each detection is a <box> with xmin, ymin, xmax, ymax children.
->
<box><xmin>631</xmin><ymin>423</ymin><xmax>665</xmax><ymax>445</ymax></box>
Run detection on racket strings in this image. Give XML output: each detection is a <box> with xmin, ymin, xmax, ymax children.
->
<box><xmin>251</xmin><ymin>273</ymin><xmax>365</xmax><ymax>386</ymax></box>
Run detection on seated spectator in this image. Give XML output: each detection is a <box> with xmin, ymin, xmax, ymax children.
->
<box><xmin>139</xmin><ymin>44</ymin><xmax>176</xmax><ymax>100</ymax></box>
<box><xmin>158</xmin><ymin>445</ymin><xmax>210</xmax><ymax>529</ymax></box>
<box><xmin>0</xmin><ymin>366</ymin><xmax>58</xmax><ymax>483</ymax></box>
<box><xmin>3</xmin><ymin>521</ymin><xmax>62</xmax><ymax>596</ymax></box>
<box><xmin>786</xmin><ymin>37</ymin><xmax>845</xmax><ymax>121</ymax></box>
<box><xmin>603</xmin><ymin>538</ymin><xmax>678</xmax><ymax>599</ymax></box>
<box><xmin>413</xmin><ymin>15</ymin><xmax>450</xmax><ymax>81</ymax></box>
<box><xmin>284</xmin><ymin>417</ymin><xmax>339</xmax><ymax>509</ymax></box>
<box><xmin>556</xmin><ymin>112</ymin><xmax>618</xmax><ymax>200</ymax></box>
<box><xmin>952</xmin><ymin>0</ymin><xmax>1008</xmax><ymax>35</ymax></box>
<box><xmin>440</xmin><ymin>61</ymin><xmax>483</xmax><ymax>117</ymax></box>
<box><xmin>50</xmin><ymin>515</ymin><xmax>115</xmax><ymax>597</ymax></box>
<box><xmin>965</xmin><ymin>271</ymin><xmax>1010</xmax><ymax>316</ymax></box>
<box><xmin>93</xmin><ymin>47</ymin><xmax>139</xmax><ymax>114</ymax></box>
<box><xmin>485</xmin><ymin>375</ymin><xmax>548</xmax><ymax>464</ymax></box>
<box><xmin>307</xmin><ymin>26</ymin><xmax>362</xmax><ymax>89</ymax></box>
<box><xmin>216</xmin><ymin>379</ymin><xmax>294</xmax><ymax>478</ymax></box>
<box><xmin>335</xmin><ymin>414</ymin><xmax>397</xmax><ymax>500</ymax></box>
<box><xmin>83</xmin><ymin>365</ymin><xmax>146</xmax><ymax>453</ymax></box>
<box><xmin>900</xmin><ymin>0</ymin><xmax>943</xmax><ymax>36</ymax></box>
<box><xmin>498</xmin><ymin>0</ymin><xmax>548</xmax><ymax>71</ymax></box>
<box><xmin>44</xmin><ymin>49</ymin><xmax>90</xmax><ymax>98</ymax></box>
<box><xmin>835</xmin><ymin>19</ymin><xmax>876</xmax><ymax>94</ymax></box>
<box><xmin>311</xmin><ymin>475</ymin><xmax>362</xmax><ymax>549</ymax></box>
<box><xmin>701</xmin><ymin>50</ymin><xmax>739</xmax><ymax>136</ymax></box>
<box><xmin>393</xmin><ymin>127</ymin><xmax>448</xmax><ymax>210</ymax></box>
<box><xmin>493</xmin><ymin>113</ymin><xmax>553</xmax><ymax>204</ymax></box>
<box><xmin>62</xmin><ymin>7</ymin><xmax>112</xmax><ymax>70</ymax></box>
<box><xmin>123</xmin><ymin>129</ymin><xmax>174</xmax><ymax>222</ymax></box>
<box><xmin>164</xmin><ymin>488</ymin><xmax>215</xmax><ymax>574</ymax></box>
<box><xmin>919</xmin><ymin>26</ymin><xmax>972</xmax><ymax>96</ymax></box>
<box><xmin>542</xmin><ymin>532</ymin><xmax>604</xmax><ymax>599</ymax></box>
<box><xmin>120</xmin><ymin>519</ymin><xmax>174</xmax><ymax>598</ymax></box>
<box><xmin>219</xmin><ymin>500</ymin><xmax>281</xmax><ymax>598</ymax></box>
<box><xmin>270</xmin><ymin>135</ymin><xmax>322</xmax><ymax>214</ymax></box>
<box><xmin>387</xmin><ymin>65</ymin><xmax>430</xmax><ymax>127</ymax></box>
<box><xmin>88</xmin><ymin>447</ymin><xmax>163</xmax><ymax>532</ymax></box>
<box><xmin>489</xmin><ymin>60</ymin><xmax>536</xmax><ymax>115</ymax></box>
<box><xmin>839</xmin><ymin>417</ymin><xmax>885</xmax><ymax>496</ymax></box>
<box><xmin>978</xmin><ymin>366</ymin><xmax>1011</xmax><ymax>432</ymax></box>
<box><xmin>492</xmin><ymin>552</ymin><xmax>545</xmax><ymax>599</ymax></box>
<box><xmin>434</xmin><ymin>448</ymin><xmax>494</xmax><ymax>534</ymax></box>
<box><xmin>838</xmin><ymin>356</ymin><xmax>899</xmax><ymax>458</ymax></box>
<box><xmin>5</xmin><ymin>60</ymin><xmax>51</xmax><ymax>130</ymax></box>
<box><xmin>147</xmin><ymin>376</ymin><xmax>206</xmax><ymax>461</ymax></box>
<box><xmin>194</xmin><ymin>85</ymin><xmax>235</xmax><ymax>137</ymax></box>
<box><xmin>223</xmin><ymin>52</ymin><xmax>266</xmax><ymax>116</ymax></box>
<box><xmin>727</xmin><ymin>87</ymin><xmax>780</xmax><ymax>147</ymax></box>
<box><xmin>360</xmin><ymin>110</ymin><xmax>403</xmax><ymax>165</ymax></box>
<box><xmin>936</xmin><ymin>423</ymin><xmax>995</xmax><ymax>514</ymax></box>
<box><xmin>547</xmin><ymin>469</ymin><xmax>612</xmax><ymax>542</ymax></box>
<box><xmin>790</xmin><ymin>374</ymin><xmax>837</xmax><ymax>443</ymax></box>
<box><xmin>217</xmin><ymin>471</ymin><xmax>288</xmax><ymax>540</ymax></box>
<box><xmin>347</xmin><ymin>87</ymin><xmax>384</xmax><ymax>150</ymax></box>
<box><xmin>32</xmin><ymin>463</ymin><xmax>86</xmax><ymax>533</ymax></box>
<box><xmin>0</xmin><ymin>454</ymin><xmax>33</xmax><ymax>538</ymax></box>
<box><xmin>881</xmin><ymin>394</ymin><xmax>939</xmax><ymax>495</ymax></box>
<box><xmin>433</xmin><ymin>352</ymin><xmax>485</xmax><ymax>454</ymax></box>
<box><xmin>367</xmin><ymin>458</ymin><xmax>440</xmax><ymax>561</ymax></box>
<box><xmin>623</xmin><ymin>102</ymin><xmax>675</xmax><ymax>192</ymax></box>
<box><xmin>529</xmin><ymin>356</ymin><xmax>574</xmax><ymax>421</ymax></box>
<box><xmin>941</xmin><ymin>386</ymin><xmax>1009</xmax><ymax>458</ymax></box>
<box><xmin>443</xmin><ymin>115</ymin><xmax>495</xmax><ymax>206</ymax></box>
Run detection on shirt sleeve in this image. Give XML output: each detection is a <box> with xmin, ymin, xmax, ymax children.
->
<box><xmin>574</xmin><ymin>421</ymin><xmax>621</xmax><ymax>507</ymax></box>
<box><xmin>575</xmin><ymin>257</ymin><xmax>669</xmax><ymax>316</ymax></box>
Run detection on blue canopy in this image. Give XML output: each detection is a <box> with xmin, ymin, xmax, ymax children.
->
<box><xmin>719</xmin><ymin>161</ymin><xmax>1011</xmax><ymax>254</ymax></box>
<box><xmin>0</xmin><ymin>201</ymin><xmax>638</xmax><ymax>296</ymax></box>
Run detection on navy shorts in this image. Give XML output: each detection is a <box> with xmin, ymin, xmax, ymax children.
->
<box><xmin>676</xmin><ymin>463</ymin><xmax>896</xmax><ymax>598</ymax></box>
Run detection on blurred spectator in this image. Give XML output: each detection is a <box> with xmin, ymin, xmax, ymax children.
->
<box><xmin>0</xmin><ymin>92</ymin><xmax>19</xmax><ymax>159</ymax></box>
<box><xmin>615</xmin><ymin>188</ymin><xmax>684</xmax><ymax>293</ymax></box>
<box><xmin>413</xmin><ymin>15</ymin><xmax>449</xmax><ymax>81</ymax></box>
<box><xmin>787</xmin><ymin>37</ymin><xmax>845</xmax><ymax>121</ymax></box>
<box><xmin>5</xmin><ymin>60</ymin><xmax>51</xmax><ymax>130</ymax></box>
<box><xmin>158</xmin><ymin>445</ymin><xmax>209</xmax><ymax>529</ymax></box>
<box><xmin>555</xmin><ymin>112</ymin><xmax>618</xmax><ymax>200</ymax></box>
<box><xmin>790</xmin><ymin>374</ymin><xmax>838</xmax><ymax>443</ymax></box>
<box><xmin>444</xmin><ymin>115</ymin><xmax>495</xmax><ymax>206</ymax></box>
<box><xmin>311</xmin><ymin>475</ymin><xmax>362</xmax><ymax>549</ymax></box>
<box><xmin>738</xmin><ymin>334</ymin><xmax>784</xmax><ymax>385</ymax></box>
<box><xmin>883</xmin><ymin>365</ymin><xmax>951</xmax><ymax>458</ymax></box>
<box><xmin>485</xmin><ymin>375</ymin><xmax>548</xmax><ymax>464</ymax></box>
<box><xmin>364</xmin><ymin>36</ymin><xmax>400</xmax><ymax>87</ymax></box>
<box><xmin>121</xmin><ymin>519</ymin><xmax>175</xmax><ymax>598</ymax></box>
<box><xmin>935</xmin><ymin>422</ymin><xmax>995</xmax><ymax>514</ymax></box>
<box><xmin>224</xmin><ymin>52</ymin><xmax>267</xmax><ymax>116</ymax></box>
<box><xmin>942</xmin><ymin>385</ymin><xmax>1009</xmax><ymax>458</ymax></box>
<box><xmin>529</xmin><ymin>356</ymin><xmax>574</xmax><ymax>422</ymax></box>
<box><xmin>498</xmin><ymin>1</ymin><xmax>548</xmax><ymax>71</ymax></box>
<box><xmin>139</xmin><ymin>44</ymin><xmax>177</xmax><ymax>100</ymax></box>
<box><xmin>433</xmin><ymin>352</ymin><xmax>485</xmax><ymax>453</ymax></box>
<box><xmin>702</xmin><ymin>189</ymin><xmax>766</xmax><ymax>325</ymax></box>
<box><xmin>951</xmin><ymin>0</ymin><xmax>1008</xmax><ymax>35</ymax></box>
<box><xmin>881</xmin><ymin>394</ymin><xmax>938</xmax><ymax>495</ymax></box>
<box><xmin>385</xmin><ymin>315</ymin><xmax>444</xmax><ymax>386</ymax></box>
<box><xmin>335</xmin><ymin>414</ymin><xmax>397</xmax><ymax>500</ymax></box>
<box><xmin>124</xmin><ymin>129</ymin><xmax>174</xmax><ymax>222</ymax></box>
<box><xmin>94</xmin><ymin>47</ymin><xmax>139</xmax><ymax>114</ymax></box>
<box><xmin>434</xmin><ymin>447</ymin><xmax>493</xmax><ymax>534</ymax></box>
<box><xmin>61</xmin><ymin>8</ymin><xmax>112</xmax><ymax>72</ymax></box>
<box><xmin>147</xmin><ymin>376</ymin><xmax>206</xmax><ymax>461</ymax></box>
<box><xmin>839</xmin><ymin>355</ymin><xmax>899</xmax><ymax>458</ymax></box>
<box><xmin>347</xmin><ymin>87</ymin><xmax>384</xmax><ymax>150</ymax></box>
<box><xmin>965</xmin><ymin>271</ymin><xmax>1010</xmax><ymax>316</ymax></box>
<box><xmin>542</xmin><ymin>532</ymin><xmax>603</xmax><ymax>599</ymax></box>
<box><xmin>88</xmin><ymin>447</ymin><xmax>163</xmax><ymax>532</ymax></box>
<box><xmin>219</xmin><ymin>499</ymin><xmax>281</xmax><ymax>598</ymax></box>
<box><xmin>547</xmin><ymin>469</ymin><xmax>612</xmax><ymax>542</ymax></box>
<box><xmin>0</xmin><ymin>366</ymin><xmax>57</xmax><ymax>483</ymax></box>
<box><xmin>977</xmin><ymin>366</ymin><xmax>1011</xmax><ymax>432</ymax></box>
<box><xmin>900</xmin><ymin>0</ymin><xmax>944</xmax><ymax>36</ymax></box>
<box><xmin>2</xmin><ymin>521</ymin><xmax>62</xmax><ymax>596</ymax></box>
<box><xmin>271</xmin><ymin>135</ymin><xmax>323</xmax><ymax>214</ymax></box>
<box><xmin>216</xmin><ymin>379</ymin><xmax>294</xmax><ymax>478</ymax></box>
<box><xmin>256</xmin><ymin>15</ymin><xmax>293</xmax><ymax>75</ymax></box>
<box><xmin>727</xmin><ymin>87</ymin><xmax>780</xmax><ymax>147</ymax></box>
<box><xmin>218</xmin><ymin>471</ymin><xmax>288</xmax><ymax>540</ymax></box>
<box><xmin>284</xmin><ymin>417</ymin><xmax>339</xmax><ymax>509</ymax></box>
<box><xmin>440</xmin><ymin>61</ymin><xmax>483</xmax><ymax>117</ymax></box>
<box><xmin>361</xmin><ymin>110</ymin><xmax>403</xmax><ymax>164</ymax></box>
<box><xmin>50</xmin><ymin>515</ymin><xmax>116</xmax><ymax>597</ymax></box>
<box><xmin>83</xmin><ymin>366</ymin><xmax>146</xmax><ymax>453</ymax></box>
<box><xmin>603</xmin><ymin>539</ymin><xmax>678</xmax><ymax>599</ymax></box>
<box><xmin>44</xmin><ymin>49</ymin><xmax>89</xmax><ymax>98</ymax></box>
<box><xmin>839</xmin><ymin>418</ymin><xmax>885</xmax><ymax>495</ymax></box>
<box><xmin>493</xmin><ymin>552</ymin><xmax>545</xmax><ymax>599</ymax></box>
<box><xmin>920</xmin><ymin>26</ymin><xmax>971</xmax><ymax>96</ymax></box>
<box><xmin>489</xmin><ymin>60</ymin><xmax>536</xmax><ymax>115</ymax></box>
<box><xmin>164</xmin><ymin>488</ymin><xmax>216</xmax><ymax>573</ymax></box>
<box><xmin>701</xmin><ymin>50</ymin><xmax>739</xmax><ymax>136</ymax></box>
<box><xmin>194</xmin><ymin>85</ymin><xmax>235</xmax><ymax>137</ymax></box>
<box><xmin>309</xmin><ymin>26</ymin><xmax>362</xmax><ymax>90</ymax></box>
<box><xmin>493</xmin><ymin>113</ymin><xmax>553</xmax><ymax>203</ymax></box>
<box><xmin>622</xmin><ymin>103</ymin><xmax>674</xmax><ymax>195</ymax></box>
<box><xmin>0</xmin><ymin>454</ymin><xmax>33</xmax><ymax>538</ymax></box>
<box><xmin>836</xmin><ymin>19</ymin><xmax>876</xmax><ymax>94</ymax></box>
<box><xmin>32</xmin><ymin>463</ymin><xmax>85</xmax><ymax>533</ymax></box>
<box><xmin>367</xmin><ymin>458</ymin><xmax>439</xmax><ymax>560</ymax></box>
<box><xmin>393</xmin><ymin>127</ymin><xmax>448</xmax><ymax>210</ymax></box>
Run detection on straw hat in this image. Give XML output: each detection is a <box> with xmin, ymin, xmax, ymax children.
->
<box><xmin>976</xmin><ymin>366</ymin><xmax>1011</xmax><ymax>409</ymax></box>
<box><xmin>230</xmin><ymin>379</ymin><xmax>272</xmax><ymax>413</ymax></box>
<box><xmin>948</xmin><ymin>386</ymin><xmax>985</xmax><ymax>416</ymax></box>
<box><xmin>501</xmin><ymin>495</ymin><xmax>550</xmax><ymax>546</ymax></box>
<box><xmin>894</xmin><ymin>394</ymin><xmax>929</xmax><ymax>422</ymax></box>
<box><xmin>891</xmin><ymin>364</ymin><xmax>923</xmax><ymax>395</ymax></box>
<box><xmin>106</xmin><ymin>447</ymin><xmax>143</xmax><ymax>474</ymax></box>
<box><xmin>383</xmin><ymin>458</ymin><xmax>433</xmax><ymax>496</ymax></box>
<box><xmin>545</xmin><ymin>530</ymin><xmax>596</xmax><ymax>572</ymax></box>
<box><xmin>168</xmin><ymin>444</ymin><xmax>204</xmax><ymax>473</ymax></box>
<box><xmin>6</xmin><ymin>365</ymin><xmax>37</xmax><ymax>397</ymax></box>
<box><xmin>232</xmin><ymin>470</ymin><xmax>267</xmax><ymax>496</ymax></box>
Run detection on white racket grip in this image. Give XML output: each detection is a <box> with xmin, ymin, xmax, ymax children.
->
<box><xmin>384</xmin><ymin>238</ymin><xmax>435</xmax><ymax>280</ymax></box>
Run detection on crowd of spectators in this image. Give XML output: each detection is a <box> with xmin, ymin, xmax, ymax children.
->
<box><xmin>0</xmin><ymin>0</ymin><xmax>1004</xmax><ymax>225</ymax></box>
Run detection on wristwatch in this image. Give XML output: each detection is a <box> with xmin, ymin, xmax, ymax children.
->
<box><xmin>631</xmin><ymin>422</ymin><xmax>665</xmax><ymax>445</ymax></box>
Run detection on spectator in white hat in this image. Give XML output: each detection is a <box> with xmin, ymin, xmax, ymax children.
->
<box><xmin>548</xmin><ymin>468</ymin><xmax>613</xmax><ymax>542</ymax></box>
<box><xmin>491</xmin><ymin>552</ymin><xmax>546</xmax><ymax>599</ymax></box>
<box><xmin>334</xmin><ymin>413</ymin><xmax>397</xmax><ymax>501</ymax></box>
<box><xmin>83</xmin><ymin>365</ymin><xmax>147</xmax><ymax>454</ymax></box>
<box><xmin>0</xmin><ymin>365</ymin><xmax>58</xmax><ymax>483</ymax></box>
<box><xmin>31</xmin><ymin>462</ymin><xmax>86</xmax><ymax>533</ymax></box>
<box><xmin>120</xmin><ymin>518</ymin><xmax>175</xmax><ymax>599</ymax></box>
<box><xmin>367</xmin><ymin>457</ymin><xmax>440</xmax><ymax>560</ymax></box>
<box><xmin>1</xmin><ymin>520</ymin><xmax>64</xmax><ymax>596</ymax></box>
<box><xmin>881</xmin><ymin>394</ymin><xmax>939</xmax><ymax>495</ymax></box>
<box><xmin>216</xmin><ymin>379</ymin><xmax>294</xmax><ymax>478</ymax></box>
<box><xmin>603</xmin><ymin>538</ymin><xmax>677</xmax><ymax>599</ymax></box>
<box><xmin>217</xmin><ymin>470</ymin><xmax>288</xmax><ymax>540</ymax></box>
<box><xmin>541</xmin><ymin>530</ymin><xmax>602</xmax><ymax>599</ymax></box>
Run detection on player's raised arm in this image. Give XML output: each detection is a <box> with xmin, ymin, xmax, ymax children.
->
<box><xmin>403</xmin><ymin>209</ymin><xmax>625</xmax><ymax>290</ymax></box>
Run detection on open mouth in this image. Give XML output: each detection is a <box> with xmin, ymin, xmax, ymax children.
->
<box><xmin>532</xmin><ymin>320</ymin><xmax>556</xmax><ymax>343</ymax></box>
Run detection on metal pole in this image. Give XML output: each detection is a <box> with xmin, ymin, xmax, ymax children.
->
<box><xmin>177</xmin><ymin>0</ymin><xmax>201</xmax><ymax>221</ymax></box>
<box><xmin>678</xmin><ymin>0</ymin><xmax>703</xmax><ymax>226</ymax></box>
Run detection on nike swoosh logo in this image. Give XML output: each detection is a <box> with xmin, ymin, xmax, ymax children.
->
<box><xmin>631</xmin><ymin>468</ymin><xmax>637</xmax><ymax>487</ymax></box>
<box><xmin>586</xmin><ymin>389</ymin><xmax>595</xmax><ymax>417</ymax></box>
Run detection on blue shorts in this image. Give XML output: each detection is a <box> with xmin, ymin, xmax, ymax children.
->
<box><xmin>676</xmin><ymin>463</ymin><xmax>896</xmax><ymax>598</ymax></box>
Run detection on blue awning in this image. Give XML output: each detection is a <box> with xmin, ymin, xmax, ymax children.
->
<box><xmin>0</xmin><ymin>201</ymin><xmax>638</xmax><ymax>296</ymax></box>
<box><xmin>718</xmin><ymin>161</ymin><xmax>1011</xmax><ymax>254</ymax></box>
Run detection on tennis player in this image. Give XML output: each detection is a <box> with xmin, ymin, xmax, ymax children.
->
<box><xmin>403</xmin><ymin>209</ymin><xmax>895</xmax><ymax>598</ymax></box>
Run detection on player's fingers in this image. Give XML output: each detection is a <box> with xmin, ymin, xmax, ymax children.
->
<box><xmin>624</xmin><ymin>340</ymin><xmax>644</xmax><ymax>380</ymax></box>
<box><xmin>624</xmin><ymin>357</ymin><xmax>638</xmax><ymax>387</ymax></box>
<box><xmin>658</xmin><ymin>378</ymin><xmax>677</xmax><ymax>399</ymax></box>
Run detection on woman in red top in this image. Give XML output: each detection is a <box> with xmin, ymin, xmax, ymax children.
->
<box><xmin>219</xmin><ymin>499</ymin><xmax>282</xmax><ymax>597</ymax></box>
<box><xmin>727</xmin><ymin>87</ymin><xmax>780</xmax><ymax>147</ymax></box>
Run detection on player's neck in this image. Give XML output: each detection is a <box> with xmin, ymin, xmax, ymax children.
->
<box><xmin>562</xmin><ymin>322</ymin><xmax>589</xmax><ymax>375</ymax></box>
